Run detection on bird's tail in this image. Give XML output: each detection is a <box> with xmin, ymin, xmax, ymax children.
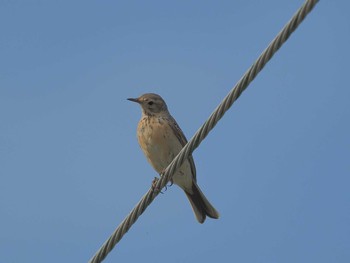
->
<box><xmin>184</xmin><ymin>181</ymin><xmax>219</xmax><ymax>223</ymax></box>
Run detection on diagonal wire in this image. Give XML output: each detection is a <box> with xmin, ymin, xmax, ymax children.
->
<box><xmin>89</xmin><ymin>0</ymin><xmax>319</xmax><ymax>262</ymax></box>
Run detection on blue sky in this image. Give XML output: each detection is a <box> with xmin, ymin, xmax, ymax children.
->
<box><xmin>1</xmin><ymin>1</ymin><xmax>349</xmax><ymax>262</ymax></box>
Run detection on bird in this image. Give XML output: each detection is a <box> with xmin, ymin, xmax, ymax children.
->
<box><xmin>128</xmin><ymin>93</ymin><xmax>219</xmax><ymax>223</ymax></box>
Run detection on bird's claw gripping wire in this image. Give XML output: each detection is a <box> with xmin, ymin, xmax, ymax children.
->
<box><xmin>151</xmin><ymin>177</ymin><xmax>164</xmax><ymax>194</ymax></box>
<box><xmin>168</xmin><ymin>179</ymin><xmax>173</xmax><ymax>188</ymax></box>
<box><xmin>160</xmin><ymin>169</ymin><xmax>174</xmax><ymax>191</ymax></box>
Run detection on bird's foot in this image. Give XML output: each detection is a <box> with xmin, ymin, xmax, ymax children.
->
<box><xmin>151</xmin><ymin>177</ymin><xmax>163</xmax><ymax>194</ymax></box>
<box><xmin>159</xmin><ymin>170</ymin><xmax>173</xmax><ymax>191</ymax></box>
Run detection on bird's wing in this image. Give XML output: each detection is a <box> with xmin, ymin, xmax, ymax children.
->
<box><xmin>167</xmin><ymin>115</ymin><xmax>197</xmax><ymax>181</ymax></box>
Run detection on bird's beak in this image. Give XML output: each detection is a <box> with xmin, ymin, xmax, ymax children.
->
<box><xmin>127</xmin><ymin>97</ymin><xmax>140</xmax><ymax>103</ymax></box>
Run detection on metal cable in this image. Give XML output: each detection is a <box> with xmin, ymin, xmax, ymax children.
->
<box><xmin>89</xmin><ymin>1</ymin><xmax>319</xmax><ymax>262</ymax></box>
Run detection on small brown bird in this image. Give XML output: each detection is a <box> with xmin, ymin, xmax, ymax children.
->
<box><xmin>128</xmin><ymin>93</ymin><xmax>219</xmax><ymax>223</ymax></box>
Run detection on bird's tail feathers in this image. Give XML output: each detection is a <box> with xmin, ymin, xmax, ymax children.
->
<box><xmin>184</xmin><ymin>181</ymin><xmax>219</xmax><ymax>224</ymax></box>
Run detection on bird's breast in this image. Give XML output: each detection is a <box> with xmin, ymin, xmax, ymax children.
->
<box><xmin>137</xmin><ymin>116</ymin><xmax>182</xmax><ymax>173</ymax></box>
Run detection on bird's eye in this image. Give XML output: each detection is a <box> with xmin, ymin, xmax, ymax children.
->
<box><xmin>148</xmin><ymin>101</ymin><xmax>154</xmax><ymax>106</ymax></box>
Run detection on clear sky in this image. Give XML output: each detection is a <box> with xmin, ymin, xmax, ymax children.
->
<box><xmin>1</xmin><ymin>1</ymin><xmax>349</xmax><ymax>262</ymax></box>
